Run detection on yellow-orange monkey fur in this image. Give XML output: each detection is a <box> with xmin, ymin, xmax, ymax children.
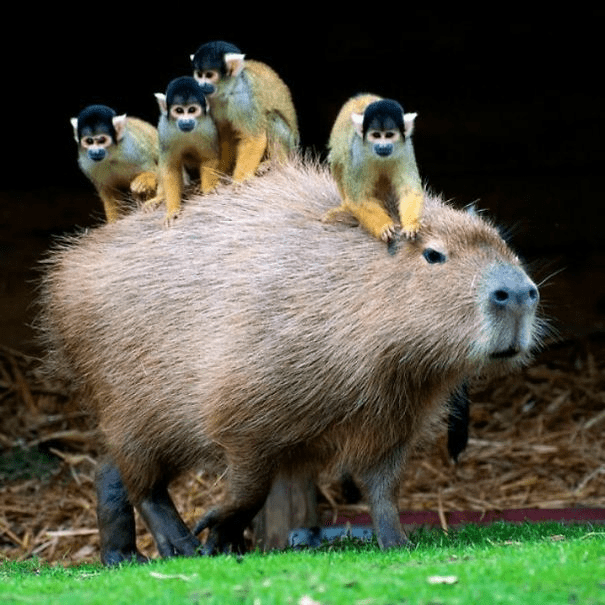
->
<box><xmin>191</xmin><ymin>41</ymin><xmax>299</xmax><ymax>183</ymax></box>
<box><xmin>71</xmin><ymin>105</ymin><xmax>159</xmax><ymax>223</ymax></box>
<box><xmin>144</xmin><ymin>76</ymin><xmax>220</xmax><ymax>226</ymax></box>
<box><xmin>324</xmin><ymin>93</ymin><xmax>424</xmax><ymax>244</ymax></box>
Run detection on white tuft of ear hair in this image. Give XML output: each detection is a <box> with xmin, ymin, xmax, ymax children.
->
<box><xmin>154</xmin><ymin>93</ymin><xmax>168</xmax><ymax>116</ymax></box>
<box><xmin>224</xmin><ymin>52</ymin><xmax>246</xmax><ymax>77</ymax></box>
<box><xmin>70</xmin><ymin>117</ymin><xmax>79</xmax><ymax>142</ymax></box>
<box><xmin>112</xmin><ymin>114</ymin><xmax>128</xmax><ymax>141</ymax></box>
<box><xmin>351</xmin><ymin>112</ymin><xmax>364</xmax><ymax>137</ymax></box>
<box><xmin>403</xmin><ymin>112</ymin><xmax>417</xmax><ymax>137</ymax></box>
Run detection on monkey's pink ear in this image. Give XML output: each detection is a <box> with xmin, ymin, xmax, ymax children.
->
<box><xmin>155</xmin><ymin>93</ymin><xmax>168</xmax><ymax>116</ymax></box>
<box><xmin>224</xmin><ymin>53</ymin><xmax>246</xmax><ymax>76</ymax></box>
<box><xmin>404</xmin><ymin>112</ymin><xmax>417</xmax><ymax>137</ymax></box>
<box><xmin>351</xmin><ymin>112</ymin><xmax>364</xmax><ymax>137</ymax></box>
<box><xmin>113</xmin><ymin>114</ymin><xmax>128</xmax><ymax>141</ymax></box>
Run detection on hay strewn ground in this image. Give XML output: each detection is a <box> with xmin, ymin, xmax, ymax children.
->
<box><xmin>0</xmin><ymin>338</ymin><xmax>603</xmax><ymax>564</ymax></box>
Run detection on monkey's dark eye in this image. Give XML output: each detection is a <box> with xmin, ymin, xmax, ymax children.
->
<box><xmin>84</xmin><ymin>137</ymin><xmax>94</xmax><ymax>145</ymax></box>
<box><xmin>423</xmin><ymin>248</ymin><xmax>447</xmax><ymax>264</ymax></box>
<box><xmin>188</xmin><ymin>106</ymin><xmax>197</xmax><ymax>113</ymax></box>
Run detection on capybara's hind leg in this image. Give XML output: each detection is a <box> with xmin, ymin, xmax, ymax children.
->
<box><xmin>193</xmin><ymin>461</ymin><xmax>273</xmax><ymax>555</ymax></box>
<box><xmin>137</xmin><ymin>483</ymin><xmax>200</xmax><ymax>558</ymax></box>
<box><xmin>95</xmin><ymin>458</ymin><xmax>147</xmax><ymax>565</ymax></box>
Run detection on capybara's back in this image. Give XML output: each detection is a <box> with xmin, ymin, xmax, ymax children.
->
<box><xmin>38</xmin><ymin>157</ymin><xmax>543</xmax><ymax>561</ymax></box>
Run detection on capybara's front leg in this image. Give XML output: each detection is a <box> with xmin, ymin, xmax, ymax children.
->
<box><xmin>358</xmin><ymin>445</ymin><xmax>412</xmax><ymax>549</ymax></box>
<box><xmin>137</xmin><ymin>483</ymin><xmax>200</xmax><ymax>558</ymax></box>
<box><xmin>95</xmin><ymin>458</ymin><xmax>147</xmax><ymax>565</ymax></box>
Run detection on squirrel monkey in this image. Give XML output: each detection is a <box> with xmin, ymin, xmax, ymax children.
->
<box><xmin>324</xmin><ymin>94</ymin><xmax>424</xmax><ymax>244</ymax></box>
<box><xmin>191</xmin><ymin>40</ymin><xmax>299</xmax><ymax>183</ymax></box>
<box><xmin>145</xmin><ymin>76</ymin><xmax>220</xmax><ymax>225</ymax></box>
<box><xmin>71</xmin><ymin>105</ymin><xmax>159</xmax><ymax>223</ymax></box>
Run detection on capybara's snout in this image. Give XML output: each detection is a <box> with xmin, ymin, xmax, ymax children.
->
<box><xmin>487</xmin><ymin>263</ymin><xmax>539</xmax><ymax>314</ymax></box>
<box><xmin>480</xmin><ymin>263</ymin><xmax>540</xmax><ymax>359</ymax></box>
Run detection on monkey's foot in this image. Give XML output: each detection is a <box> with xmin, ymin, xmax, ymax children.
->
<box><xmin>142</xmin><ymin>196</ymin><xmax>164</xmax><ymax>213</ymax></box>
<box><xmin>321</xmin><ymin>207</ymin><xmax>359</xmax><ymax>227</ymax></box>
<box><xmin>130</xmin><ymin>172</ymin><xmax>159</xmax><ymax>198</ymax></box>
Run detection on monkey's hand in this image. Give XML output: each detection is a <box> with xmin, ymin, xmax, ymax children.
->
<box><xmin>400</xmin><ymin>219</ymin><xmax>421</xmax><ymax>241</ymax></box>
<box><xmin>163</xmin><ymin>210</ymin><xmax>180</xmax><ymax>228</ymax></box>
<box><xmin>130</xmin><ymin>171</ymin><xmax>159</xmax><ymax>198</ymax></box>
<box><xmin>380</xmin><ymin>223</ymin><xmax>400</xmax><ymax>243</ymax></box>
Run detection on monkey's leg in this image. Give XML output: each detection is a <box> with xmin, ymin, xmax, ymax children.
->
<box><xmin>193</xmin><ymin>459</ymin><xmax>274</xmax><ymax>555</ymax></box>
<box><xmin>348</xmin><ymin>197</ymin><xmax>399</xmax><ymax>243</ymax></box>
<box><xmin>398</xmin><ymin>189</ymin><xmax>424</xmax><ymax>239</ymax></box>
<box><xmin>95</xmin><ymin>458</ymin><xmax>147</xmax><ymax>565</ymax></box>
<box><xmin>159</xmin><ymin>164</ymin><xmax>184</xmax><ymax>224</ymax></box>
<box><xmin>137</xmin><ymin>483</ymin><xmax>200</xmax><ymax>558</ymax></box>
<box><xmin>217</xmin><ymin>137</ymin><xmax>235</xmax><ymax>176</ymax></box>
<box><xmin>322</xmin><ymin>203</ymin><xmax>350</xmax><ymax>223</ymax></box>
<box><xmin>98</xmin><ymin>189</ymin><xmax>122</xmax><ymax>223</ymax></box>
<box><xmin>357</xmin><ymin>445</ymin><xmax>411</xmax><ymax>549</ymax></box>
<box><xmin>199</xmin><ymin>158</ymin><xmax>221</xmax><ymax>194</ymax></box>
<box><xmin>232</xmin><ymin>132</ymin><xmax>268</xmax><ymax>182</ymax></box>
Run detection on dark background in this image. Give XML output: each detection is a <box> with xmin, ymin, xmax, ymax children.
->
<box><xmin>2</xmin><ymin>15</ymin><xmax>604</xmax><ymax>353</ymax></box>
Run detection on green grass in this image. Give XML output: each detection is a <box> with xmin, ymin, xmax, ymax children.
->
<box><xmin>0</xmin><ymin>522</ymin><xmax>603</xmax><ymax>604</ymax></box>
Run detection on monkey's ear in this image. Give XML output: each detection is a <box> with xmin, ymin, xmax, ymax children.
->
<box><xmin>351</xmin><ymin>112</ymin><xmax>364</xmax><ymax>138</ymax></box>
<box><xmin>113</xmin><ymin>114</ymin><xmax>128</xmax><ymax>141</ymax></box>
<box><xmin>224</xmin><ymin>52</ymin><xmax>246</xmax><ymax>76</ymax></box>
<box><xmin>155</xmin><ymin>93</ymin><xmax>168</xmax><ymax>116</ymax></box>
<box><xmin>70</xmin><ymin>117</ymin><xmax>79</xmax><ymax>142</ymax></box>
<box><xmin>404</xmin><ymin>112</ymin><xmax>417</xmax><ymax>137</ymax></box>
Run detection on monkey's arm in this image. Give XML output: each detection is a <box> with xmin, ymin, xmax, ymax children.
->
<box><xmin>397</xmin><ymin>188</ymin><xmax>424</xmax><ymax>239</ymax></box>
<box><xmin>160</xmin><ymin>163</ymin><xmax>185</xmax><ymax>225</ymax></box>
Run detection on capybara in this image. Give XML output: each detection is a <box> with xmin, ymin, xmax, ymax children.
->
<box><xmin>38</xmin><ymin>157</ymin><xmax>544</xmax><ymax>564</ymax></box>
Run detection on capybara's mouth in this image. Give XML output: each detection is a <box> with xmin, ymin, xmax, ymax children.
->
<box><xmin>490</xmin><ymin>347</ymin><xmax>521</xmax><ymax>359</ymax></box>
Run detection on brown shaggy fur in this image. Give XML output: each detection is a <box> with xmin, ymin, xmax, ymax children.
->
<box><xmin>37</xmin><ymin>156</ymin><xmax>544</xmax><ymax>555</ymax></box>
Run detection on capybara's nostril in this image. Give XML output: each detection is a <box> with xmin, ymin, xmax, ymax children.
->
<box><xmin>491</xmin><ymin>289</ymin><xmax>510</xmax><ymax>306</ymax></box>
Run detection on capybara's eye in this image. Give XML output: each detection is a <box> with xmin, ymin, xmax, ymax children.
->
<box><xmin>423</xmin><ymin>248</ymin><xmax>447</xmax><ymax>264</ymax></box>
